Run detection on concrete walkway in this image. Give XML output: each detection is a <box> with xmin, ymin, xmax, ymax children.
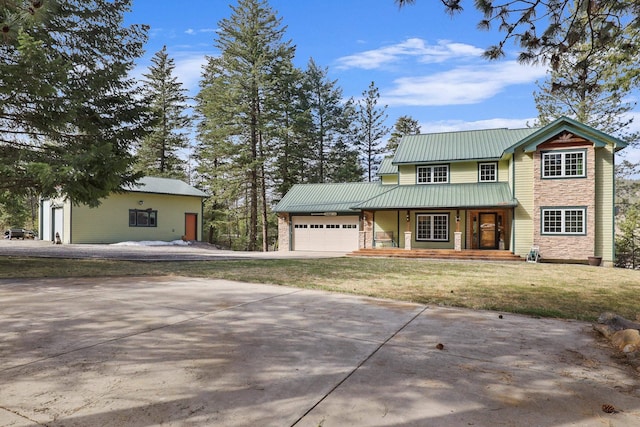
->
<box><xmin>1</xmin><ymin>276</ymin><xmax>639</xmax><ymax>426</ymax></box>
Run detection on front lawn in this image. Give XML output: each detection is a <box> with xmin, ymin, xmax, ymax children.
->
<box><xmin>2</xmin><ymin>257</ymin><xmax>639</xmax><ymax>321</ymax></box>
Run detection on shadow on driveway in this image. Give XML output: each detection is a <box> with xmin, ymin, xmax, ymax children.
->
<box><xmin>1</xmin><ymin>276</ymin><xmax>639</xmax><ymax>426</ymax></box>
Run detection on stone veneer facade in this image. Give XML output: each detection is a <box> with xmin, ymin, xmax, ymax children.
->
<box><xmin>532</xmin><ymin>135</ymin><xmax>596</xmax><ymax>261</ymax></box>
<box><xmin>362</xmin><ymin>211</ymin><xmax>374</xmax><ymax>249</ymax></box>
<box><xmin>277</xmin><ymin>213</ymin><xmax>289</xmax><ymax>251</ymax></box>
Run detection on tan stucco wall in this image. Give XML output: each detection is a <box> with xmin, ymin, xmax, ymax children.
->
<box><xmin>70</xmin><ymin>192</ymin><xmax>203</xmax><ymax>244</ymax></box>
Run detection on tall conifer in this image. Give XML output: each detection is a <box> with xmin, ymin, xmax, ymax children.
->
<box><xmin>137</xmin><ymin>46</ymin><xmax>191</xmax><ymax>179</ymax></box>
<box><xmin>0</xmin><ymin>0</ymin><xmax>149</xmax><ymax>206</ymax></box>
<box><xmin>196</xmin><ymin>0</ymin><xmax>294</xmax><ymax>250</ymax></box>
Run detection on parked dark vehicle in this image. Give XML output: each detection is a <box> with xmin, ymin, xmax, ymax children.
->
<box><xmin>4</xmin><ymin>229</ymin><xmax>37</xmax><ymax>240</ymax></box>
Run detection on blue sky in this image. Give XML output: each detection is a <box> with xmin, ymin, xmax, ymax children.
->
<box><xmin>125</xmin><ymin>0</ymin><xmax>640</xmax><ymax>166</ymax></box>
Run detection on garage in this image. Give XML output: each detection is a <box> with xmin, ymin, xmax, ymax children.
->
<box><xmin>292</xmin><ymin>215</ymin><xmax>359</xmax><ymax>251</ymax></box>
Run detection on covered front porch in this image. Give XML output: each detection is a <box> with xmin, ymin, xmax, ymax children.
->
<box><xmin>361</xmin><ymin>207</ymin><xmax>514</xmax><ymax>252</ymax></box>
<box><xmin>352</xmin><ymin>181</ymin><xmax>518</xmax><ymax>257</ymax></box>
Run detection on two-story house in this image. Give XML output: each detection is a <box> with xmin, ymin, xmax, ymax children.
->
<box><xmin>274</xmin><ymin>117</ymin><xmax>627</xmax><ymax>265</ymax></box>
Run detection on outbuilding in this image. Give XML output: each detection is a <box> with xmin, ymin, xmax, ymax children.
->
<box><xmin>40</xmin><ymin>176</ymin><xmax>208</xmax><ymax>244</ymax></box>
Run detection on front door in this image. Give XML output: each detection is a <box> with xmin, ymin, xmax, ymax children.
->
<box><xmin>185</xmin><ymin>213</ymin><xmax>197</xmax><ymax>241</ymax></box>
<box><xmin>478</xmin><ymin>212</ymin><xmax>498</xmax><ymax>249</ymax></box>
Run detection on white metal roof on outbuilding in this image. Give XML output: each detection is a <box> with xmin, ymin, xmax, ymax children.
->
<box><xmin>124</xmin><ymin>176</ymin><xmax>208</xmax><ymax>198</ymax></box>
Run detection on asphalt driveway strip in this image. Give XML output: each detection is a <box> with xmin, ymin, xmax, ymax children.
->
<box><xmin>1</xmin><ymin>276</ymin><xmax>639</xmax><ymax>426</ymax></box>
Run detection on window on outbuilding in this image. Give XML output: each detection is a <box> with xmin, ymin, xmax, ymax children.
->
<box><xmin>129</xmin><ymin>209</ymin><xmax>157</xmax><ymax>227</ymax></box>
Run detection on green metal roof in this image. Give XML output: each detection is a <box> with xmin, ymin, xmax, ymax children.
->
<box><xmin>393</xmin><ymin>128</ymin><xmax>539</xmax><ymax>164</ymax></box>
<box><xmin>377</xmin><ymin>157</ymin><xmax>398</xmax><ymax>176</ymax></box>
<box><xmin>273</xmin><ymin>182</ymin><xmax>391</xmax><ymax>213</ymax></box>
<box><xmin>353</xmin><ymin>182</ymin><xmax>517</xmax><ymax>210</ymax></box>
<box><xmin>125</xmin><ymin>176</ymin><xmax>208</xmax><ymax>198</ymax></box>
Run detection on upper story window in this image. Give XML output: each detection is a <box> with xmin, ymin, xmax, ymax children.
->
<box><xmin>417</xmin><ymin>165</ymin><xmax>449</xmax><ymax>184</ymax></box>
<box><xmin>478</xmin><ymin>162</ymin><xmax>497</xmax><ymax>182</ymax></box>
<box><xmin>542</xmin><ymin>150</ymin><xmax>585</xmax><ymax>178</ymax></box>
<box><xmin>129</xmin><ymin>209</ymin><xmax>157</xmax><ymax>227</ymax></box>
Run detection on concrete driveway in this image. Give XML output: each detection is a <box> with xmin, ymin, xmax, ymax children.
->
<box><xmin>1</xmin><ymin>276</ymin><xmax>639</xmax><ymax>426</ymax></box>
<box><xmin>0</xmin><ymin>239</ymin><xmax>346</xmax><ymax>261</ymax></box>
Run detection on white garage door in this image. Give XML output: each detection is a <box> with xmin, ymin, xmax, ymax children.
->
<box><xmin>292</xmin><ymin>216</ymin><xmax>359</xmax><ymax>251</ymax></box>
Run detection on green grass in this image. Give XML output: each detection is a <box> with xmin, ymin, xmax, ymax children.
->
<box><xmin>2</xmin><ymin>256</ymin><xmax>639</xmax><ymax>321</ymax></box>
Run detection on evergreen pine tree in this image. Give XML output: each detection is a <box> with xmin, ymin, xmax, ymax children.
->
<box><xmin>355</xmin><ymin>81</ymin><xmax>389</xmax><ymax>182</ymax></box>
<box><xmin>301</xmin><ymin>58</ymin><xmax>352</xmax><ymax>183</ymax></box>
<box><xmin>196</xmin><ymin>0</ymin><xmax>294</xmax><ymax>251</ymax></box>
<box><xmin>387</xmin><ymin>115</ymin><xmax>421</xmax><ymax>153</ymax></box>
<box><xmin>0</xmin><ymin>0</ymin><xmax>149</xmax><ymax>206</ymax></box>
<box><xmin>137</xmin><ymin>45</ymin><xmax>191</xmax><ymax>179</ymax></box>
<box><xmin>265</xmin><ymin>61</ymin><xmax>310</xmax><ymax>197</ymax></box>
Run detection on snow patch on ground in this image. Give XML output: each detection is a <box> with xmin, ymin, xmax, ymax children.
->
<box><xmin>111</xmin><ymin>240</ymin><xmax>190</xmax><ymax>247</ymax></box>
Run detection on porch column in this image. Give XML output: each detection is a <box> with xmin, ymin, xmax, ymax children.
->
<box><xmin>404</xmin><ymin>231</ymin><xmax>412</xmax><ymax>250</ymax></box>
<box><xmin>454</xmin><ymin>210</ymin><xmax>462</xmax><ymax>251</ymax></box>
<box><xmin>454</xmin><ymin>232</ymin><xmax>462</xmax><ymax>251</ymax></box>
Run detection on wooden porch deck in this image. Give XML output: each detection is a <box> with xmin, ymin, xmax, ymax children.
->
<box><xmin>348</xmin><ymin>248</ymin><xmax>524</xmax><ymax>262</ymax></box>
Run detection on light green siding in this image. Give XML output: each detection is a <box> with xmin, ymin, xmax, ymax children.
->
<box><xmin>595</xmin><ymin>145</ymin><xmax>615</xmax><ymax>263</ymax></box>
<box><xmin>398</xmin><ymin>165</ymin><xmax>415</xmax><ymax>185</ymax></box>
<box><xmin>450</xmin><ymin>162</ymin><xmax>476</xmax><ymax>184</ymax></box>
<box><xmin>498</xmin><ymin>160</ymin><xmax>510</xmax><ymax>182</ymax></box>
<box><xmin>512</xmin><ymin>148</ymin><xmax>534</xmax><ymax>257</ymax></box>
<box><xmin>374</xmin><ymin>211</ymin><xmax>400</xmax><ymax>247</ymax></box>
<box><xmin>71</xmin><ymin>192</ymin><xmax>203</xmax><ymax>244</ymax></box>
<box><xmin>381</xmin><ymin>175</ymin><xmax>398</xmax><ymax>185</ymax></box>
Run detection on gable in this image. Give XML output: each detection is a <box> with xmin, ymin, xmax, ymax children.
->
<box><xmin>506</xmin><ymin>116</ymin><xmax>627</xmax><ymax>154</ymax></box>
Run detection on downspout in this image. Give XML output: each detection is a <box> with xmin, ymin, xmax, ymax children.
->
<box><xmin>201</xmin><ymin>197</ymin><xmax>205</xmax><ymax>242</ymax></box>
<box><xmin>611</xmin><ymin>147</ymin><xmax>617</xmax><ymax>264</ymax></box>
<box><xmin>511</xmin><ymin>155</ymin><xmax>516</xmax><ymax>253</ymax></box>
<box><xmin>69</xmin><ymin>202</ymin><xmax>72</xmax><ymax>244</ymax></box>
<box><xmin>39</xmin><ymin>197</ymin><xmax>43</xmax><ymax>241</ymax></box>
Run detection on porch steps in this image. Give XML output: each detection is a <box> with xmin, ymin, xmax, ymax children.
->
<box><xmin>348</xmin><ymin>248</ymin><xmax>524</xmax><ymax>262</ymax></box>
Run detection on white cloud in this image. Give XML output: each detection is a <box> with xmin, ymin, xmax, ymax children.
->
<box><xmin>382</xmin><ymin>61</ymin><xmax>548</xmax><ymax>106</ymax></box>
<box><xmin>173</xmin><ymin>54</ymin><xmax>208</xmax><ymax>95</ymax></box>
<box><xmin>335</xmin><ymin>38</ymin><xmax>483</xmax><ymax>70</ymax></box>
<box><xmin>185</xmin><ymin>28</ymin><xmax>218</xmax><ymax>35</ymax></box>
<box><xmin>419</xmin><ymin>117</ymin><xmax>537</xmax><ymax>134</ymax></box>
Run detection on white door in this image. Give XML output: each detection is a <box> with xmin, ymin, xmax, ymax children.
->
<box><xmin>292</xmin><ymin>216</ymin><xmax>359</xmax><ymax>251</ymax></box>
<box><xmin>41</xmin><ymin>199</ymin><xmax>51</xmax><ymax>242</ymax></box>
<box><xmin>53</xmin><ymin>207</ymin><xmax>64</xmax><ymax>242</ymax></box>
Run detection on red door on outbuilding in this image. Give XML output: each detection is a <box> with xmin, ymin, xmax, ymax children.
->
<box><xmin>185</xmin><ymin>213</ymin><xmax>197</xmax><ymax>241</ymax></box>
